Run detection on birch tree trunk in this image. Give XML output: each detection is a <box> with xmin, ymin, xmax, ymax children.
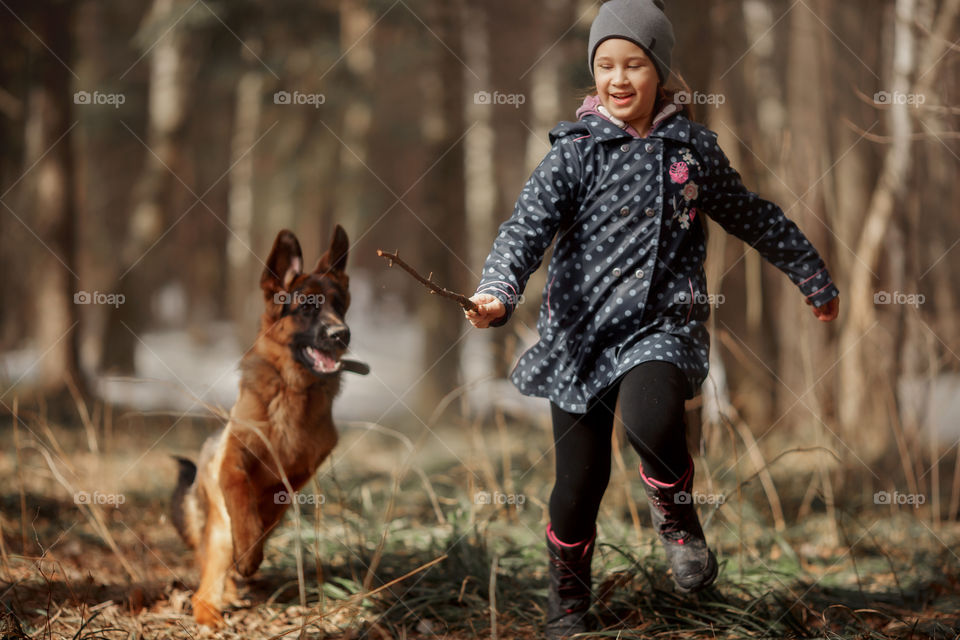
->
<box><xmin>839</xmin><ymin>0</ymin><xmax>918</xmax><ymax>458</ymax></box>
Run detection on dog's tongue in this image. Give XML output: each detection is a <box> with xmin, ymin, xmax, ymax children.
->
<box><xmin>304</xmin><ymin>346</ymin><xmax>338</xmax><ymax>373</ymax></box>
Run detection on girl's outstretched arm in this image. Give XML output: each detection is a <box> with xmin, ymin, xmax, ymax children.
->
<box><xmin>694</xmin><ymin>130</ymin><xmax>840</xmax><ymax>314</ymax></box>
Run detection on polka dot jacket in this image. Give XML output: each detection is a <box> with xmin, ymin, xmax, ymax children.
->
<box><xmin>475</xmin><ymin>102</ymin><xmax>840</xmax><ymax>414</ymax></box>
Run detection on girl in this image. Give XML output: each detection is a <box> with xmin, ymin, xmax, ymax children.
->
<box><xmin>465</xmin><ymin>0</ymin><xmax>840</xmax><ymax>638</ymax></box>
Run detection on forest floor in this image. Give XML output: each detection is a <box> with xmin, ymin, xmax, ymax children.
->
<box><xmin>1</xmin><ymin>405</ymin><xmax>960</xmax><ymax>640</ymax></box>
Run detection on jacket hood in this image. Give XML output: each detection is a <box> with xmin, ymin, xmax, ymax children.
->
<box><xmin>575</xmin><ymin>94</ymin><xmax>682</xmax><ymax>138</ymax></box>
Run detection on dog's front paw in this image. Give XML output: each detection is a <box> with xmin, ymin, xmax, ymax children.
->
<box><xmin>192</xmin><ymin>595</ymin><xmax>224</xmax><ymax>627</ymax></box>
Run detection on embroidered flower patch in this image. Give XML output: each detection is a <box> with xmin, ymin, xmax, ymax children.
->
<box><xmin>669</xmin><ymin>161</ymin><xmax>689</xmax><ymax>184</ymax></box>
<box><xmin>682</xmin><ymin>181</ymin><xmax>699</xmax><ymax>201</ymax></box>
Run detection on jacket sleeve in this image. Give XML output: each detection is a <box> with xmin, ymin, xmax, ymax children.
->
<box><xmin>475</xmin><ymin>135</ymin><xmax>583</xmax><ymax>326</ymax></box>
<box><xmin>694</xmin><ymin>131</ymin><xmax>839</xmax><ymax>308</ymax></box>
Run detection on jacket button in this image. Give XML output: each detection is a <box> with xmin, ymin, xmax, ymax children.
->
<box><xmin>613</xmin><ymin>267</ymin><xmax>622</xmax><ymax>277</ymax></box>
<box><xmin>635</xmin><ymin>269</ymin><xmax>645</xmax><ymax>279</ymax></box>
<box><xmin>620</xmin><ymin>206</ymin><xmax>630</xmax><ymax>217</ymax></box>
<box><xmin>645</xmin><ymin>207</ymin><xmax>655</xmax><ymax>217</ymax></box>
<box><xmin>645</xmin><ymin>143</ymin><xmax>655</xmax><ymax>153</ymax></box>
<box><xmin>620</xmin><ymin>144</ymin><xmax>630</xmax><ymax>152</ymax></box>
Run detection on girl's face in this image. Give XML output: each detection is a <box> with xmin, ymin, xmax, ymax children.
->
<box><xmin>593</xmin><ymin>38</ymin><xmax>660</xmax><ymax>134</ymax></box>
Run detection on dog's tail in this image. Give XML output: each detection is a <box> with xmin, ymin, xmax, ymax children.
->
<box><xmin>171</xmin><ymin>456</ymin><xmax>199</xmax><ymax>549</ymax></box>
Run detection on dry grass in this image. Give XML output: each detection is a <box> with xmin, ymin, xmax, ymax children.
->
<box><xmin>0</xmin><ymin>397</ymin><xmax>959</xmax><ymax>639</ymax></box>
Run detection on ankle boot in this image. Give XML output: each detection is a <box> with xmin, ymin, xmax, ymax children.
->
<box><xmin>640</xmin><ymin>455</ymin><xmax>718</xmax><ymax>592</ymax></box>
<box><xmin>545</xmin><ymin>524</ymin><xmax>595</xmax><ymax>639</ymax></box>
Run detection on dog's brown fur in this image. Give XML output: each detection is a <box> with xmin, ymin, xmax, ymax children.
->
<box><xmin>171</xmin><ymin>227</ymin><xmax>354</xmax><ymax>626</ymax></box>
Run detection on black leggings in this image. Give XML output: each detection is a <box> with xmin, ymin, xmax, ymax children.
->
<box><xmin>548</xmin><ymin>360</ymin><xmax>690</xmax><ymax>543</ymax></box>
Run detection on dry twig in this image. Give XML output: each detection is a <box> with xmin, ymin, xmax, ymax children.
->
<box><xmin>377</xmin><ymin>250</ymin><xmax>478</xmax><ymax>312</ymax></box>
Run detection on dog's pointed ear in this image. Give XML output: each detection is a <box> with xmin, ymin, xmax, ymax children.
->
<box><xmin>315</xmin><ymin>225</ymin><xmax>349</xmax><ymax>274</ymax></box>
<box><xmin>261</xmin><ymin>230</ymin><xmax>303</xmax><ymax>301</ymax></box>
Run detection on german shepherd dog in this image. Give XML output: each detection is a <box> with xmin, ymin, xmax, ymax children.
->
<box><xmin>171</xmin><ymin>227</ymin><xmax>368</xmax><ymax>626</ymax></box>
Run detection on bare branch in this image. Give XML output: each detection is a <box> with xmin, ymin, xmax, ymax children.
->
<box><xmin>842</xmin><ymin>117</ymin><xmax>960</xmax><ymax>142</ymax></box>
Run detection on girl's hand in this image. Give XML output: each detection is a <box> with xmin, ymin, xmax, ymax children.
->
<box><xmin>807</xmin><ymin>296</ymin><xmax>840</xmax><ymax>322</ymax></box>
<box><xmin>465</xmin><ymin>293</ymin><xmax>506</xmax><ymax>328</ymax></box>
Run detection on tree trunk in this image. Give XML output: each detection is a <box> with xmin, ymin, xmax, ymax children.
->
<box><xmin>418</xmin><ymin>0</ymin><xmax>468</xmax><ymax>414</ymax></box>
<box><xmin>489</xmin><ymin>1</ymin><xmax>536</xmax><ymax>378</ymax></box>
<box><xmin>838</xmin><ymin>0</ymin><xmax>918</xmax><ymax>460</ymax></box>
<box><xmin>778</xmin><ymin>0</ymin><xmax>834</xmax><ymax>428</ymax></box>
<box><xmin>226</xmin><ymin>67</ymin><xmax>263</xmax><ymax>343</ymax></box>
<box><xmin>331</xmin><ymin>0</ymin><xmax>374</xmax><ymax>240</ymax></box>
<box><xmin>100</xmin><ymin>0</ymin><xmax>197</xmax><ymax>373</ymax></box>
<box><xmin>737</xmin><ymin>0</ymin><xmax>791</xmax><ymax>430</ymax></box>
<box><xmin>26</xmin><ymin>4</ymin><xmax>84</xmax><ymax>400</ymax></box>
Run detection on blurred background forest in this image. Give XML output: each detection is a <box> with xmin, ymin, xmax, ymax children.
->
<box><xmin>0</xmin><ymin>0</ymin><xmax>958</xmax><ymax>492</ymax></box>
<box><xmin>1</xmin><ymin>0</ymin><xmax>960</xmax><ymax>636</ymax></box>
<box><xmin>2</xmin><ymin>0</ymin><xmax>959</xmax><ymax>480</ymax></box>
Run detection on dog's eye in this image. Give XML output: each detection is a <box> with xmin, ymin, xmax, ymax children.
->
<box><xmin>327</xmin><ymin>293</ymin><xmax>346</xmax><ymax>316</ymax></box>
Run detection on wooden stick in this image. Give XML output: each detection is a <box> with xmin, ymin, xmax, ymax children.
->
<box><xmin>377</xmin><ymin>249</ymin><xmax>479</xmax><ymax>312</ymax></box>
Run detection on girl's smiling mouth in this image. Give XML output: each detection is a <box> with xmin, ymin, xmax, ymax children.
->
<box><xmin>610</xmin><ymin>92</ymin><xmax>635</xmax><ymax>106</ymax></box>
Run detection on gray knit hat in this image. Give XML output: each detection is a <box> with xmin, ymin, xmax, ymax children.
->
<box><xmin>588</xmin><ymin>0</ymin><xmax>674</xmax><ymax>84</ymax></box>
